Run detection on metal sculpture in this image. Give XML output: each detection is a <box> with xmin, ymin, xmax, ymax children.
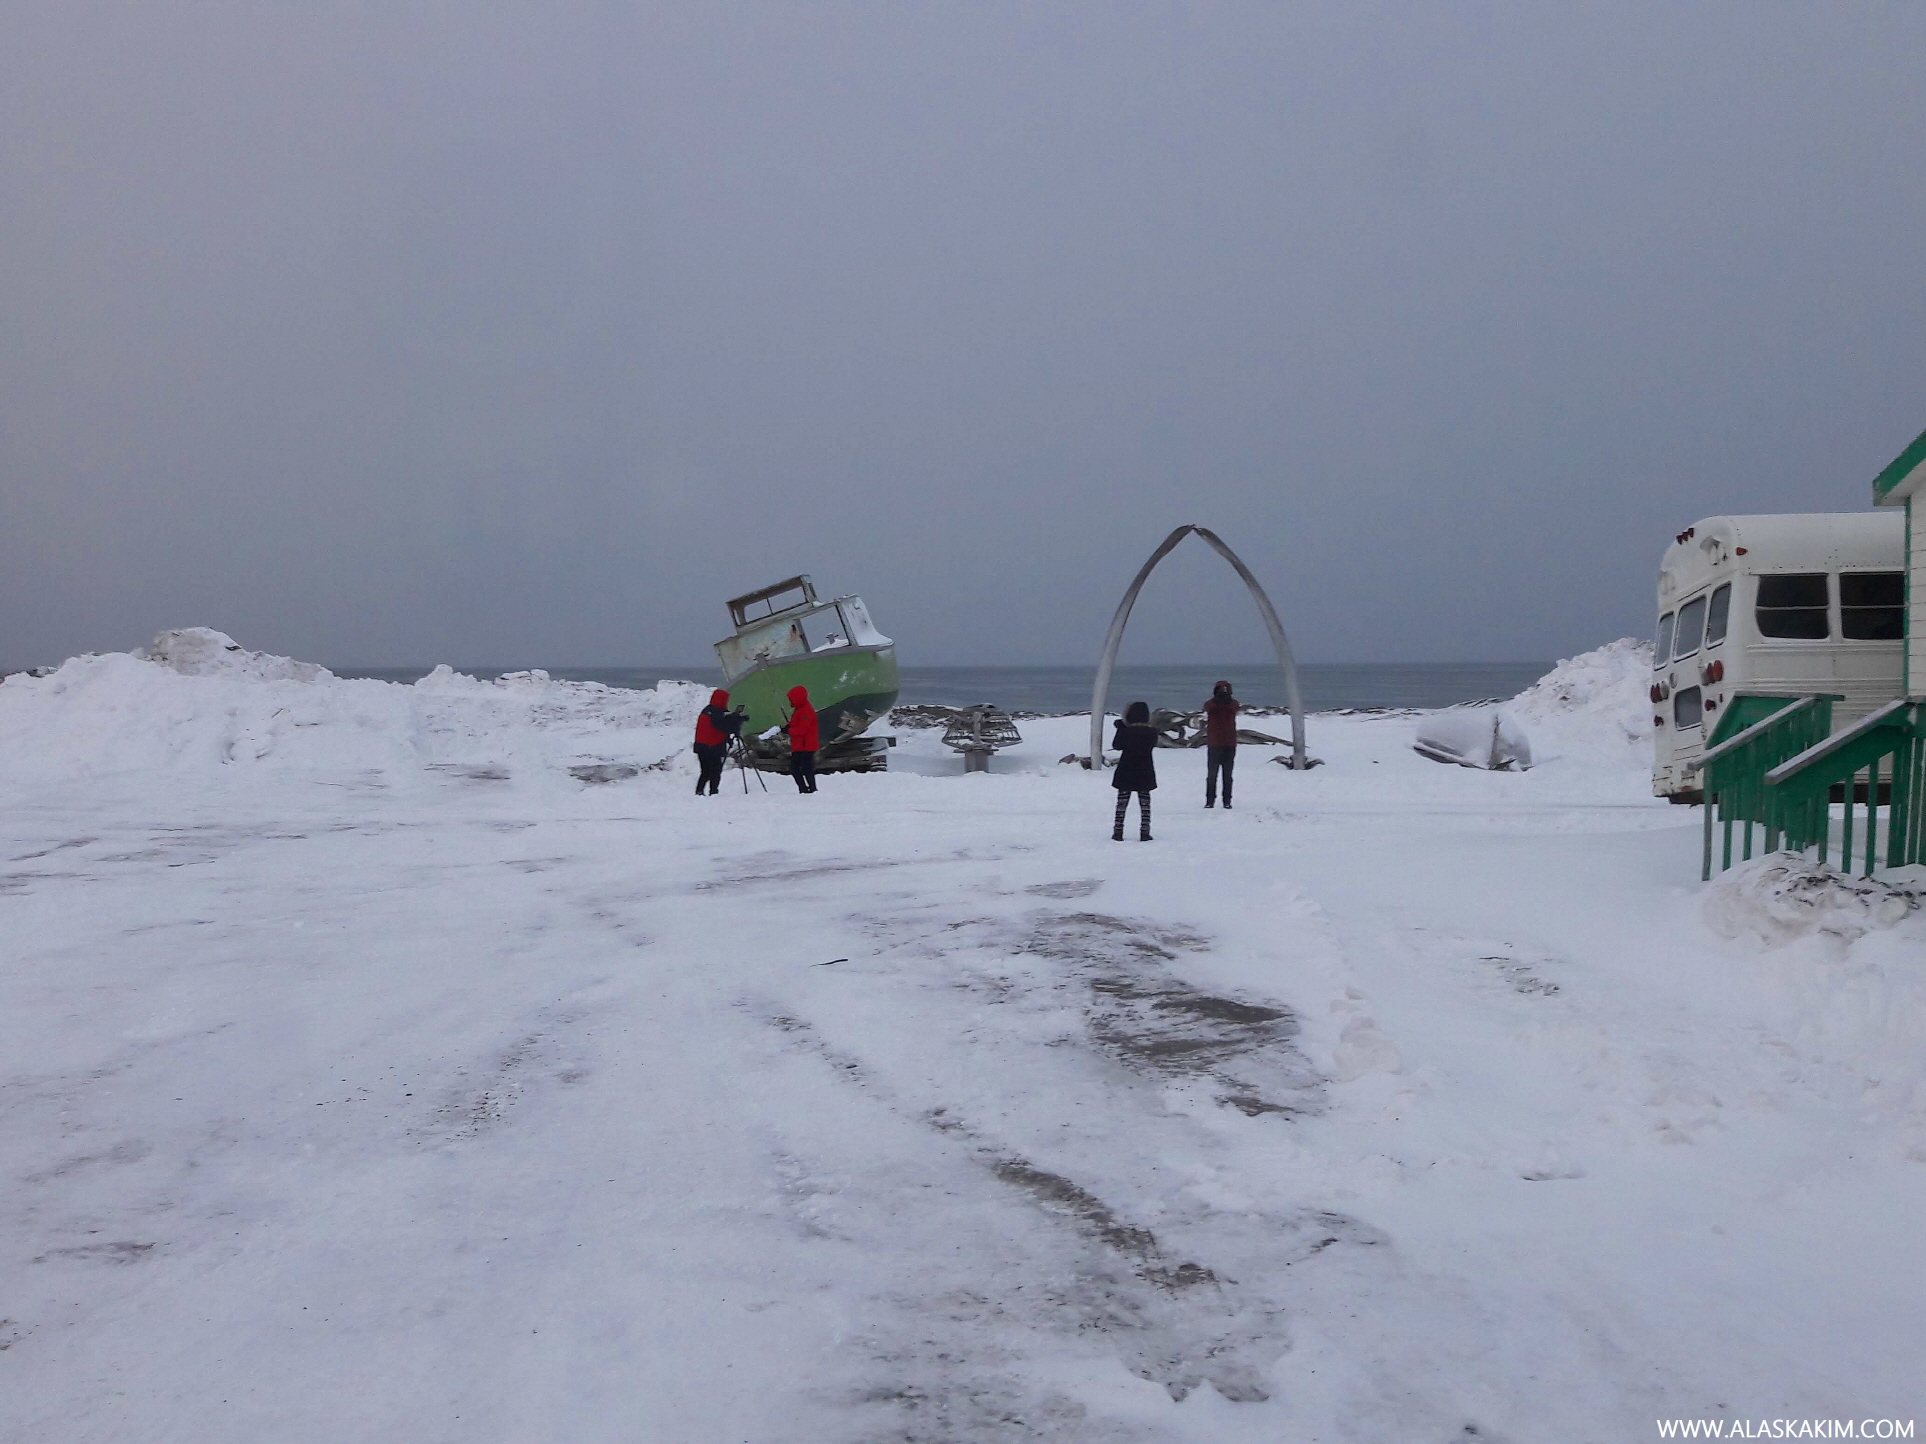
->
<box><xmin>942</xmin><ymin>704</ymin><xmax>1023</xmax><ymax>773</ymax></box>
<box><xmin>1088</xmin><ymin>525</ymin><xmax>1307</xmax><ymax>770</ymax></box>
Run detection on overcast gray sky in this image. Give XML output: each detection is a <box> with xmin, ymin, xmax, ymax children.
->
<box><xmin>5</xmin><ymin>2</ymin><xmax>1924</xmax><ymax>670</ymax></box>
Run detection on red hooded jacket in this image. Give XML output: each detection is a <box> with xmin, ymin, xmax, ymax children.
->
<box><xmin>1203</xmin><ymin>683</ymin><xmax>1239</xmax><ymax>747</ymax></box>
<box><xmin>785</xmin><ymin>685</ymin><xmax>819</xmax><ymax>752</ymax></box>
<box><xmin>694</xmin><ymin>689</ymin><xmax>737</xmax><ymax>748</ymax></box>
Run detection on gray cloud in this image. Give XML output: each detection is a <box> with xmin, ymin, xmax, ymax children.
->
<box><xmin>5</xmin><ymin>3</ymin><xmax>1924</xmax><ymax>669</ymax></box>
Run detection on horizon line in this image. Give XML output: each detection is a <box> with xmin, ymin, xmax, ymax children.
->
<box><xmin>319</xmin><ymin>658</ymin><xmax>1561</xmax><ymax>673</ymax></box>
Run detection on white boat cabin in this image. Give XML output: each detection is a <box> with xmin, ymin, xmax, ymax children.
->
<box><xmin>1652</xmin><ymin>512</ymin><xmax>1904</xmax><ymax>799</ymax></box>
<box><xmin>714</xmin><ymin>575</ymin><xmax>892</xmax><ymax>684</ymax></box>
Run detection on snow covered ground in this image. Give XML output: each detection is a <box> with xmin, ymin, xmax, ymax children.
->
<box><xmin>2</xmin><ymin>634</ymin><xmax>1922</xmax><ymax>1441</ymax></box>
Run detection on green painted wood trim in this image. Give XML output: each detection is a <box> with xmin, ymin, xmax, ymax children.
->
<box><xmin>1874</xmin><ymin>425</ymin><xmax>1926</xmax><ymax>501</ymax></box>
<box><xmin>1747</xmin><ymin>701</ymin><xmax>1926</xmax><ymax>871</ymax></box>
<box><xmin>1702</xmin><ymin>693</ymin><xmax>1817</xmax><ymax>756</ymax></box>
<box><xmin>1765</xmin><ymin>723</ymin><xmax>1909</xmax><ymax>804</ymax></box>
<box><xmin>1700</xmin><ymin>694</ymin><xmax>1840</xmax><ymax>874</ymax></box>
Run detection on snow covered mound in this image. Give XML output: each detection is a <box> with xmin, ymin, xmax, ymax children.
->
<box><xmin>1413</xmin><ymin>709</ymin><xmax>1532</xmax><ymax>770</ymax></box>
<box><xmin>1702</xmin><ymin>853</ymin><xmax>1922</xmax><ymax>946</ymax></box>
<box><xmin>136</xmin><ymin>627</ymin><xmax>330</xmax><ymax>683</ymax></box>
<box><xmin>0</xmin><ymin>631</ymin><xmax>708</xmax><ymax>787</ymax></box>
<box><xmin>1506</xmin><ymin>638</ymin><xmax>1652</xmax><ymax>761</ymax></box>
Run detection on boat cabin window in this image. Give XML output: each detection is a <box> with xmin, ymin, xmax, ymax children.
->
<box><xmin>720</xmin><ymin>618</ymin><xmax>807</xmax><ymax>676</ymax></box>
<box><xmin>728</xmin><ymin>577</ymin><xmax>816</xmax><ymax>628</ymax></box>
<box><xmin>1840</xmin><ymin>571</ymin><xmax>1904</xmax><ymax>641</ymax></box>
<box><xmin>1672</xmin><ymin>596</ymin><xmax>1708</xmax><ymax>660</ymax></box>
<box><xmin>1672</xmin><ymin>685</ymin><xmax>1703</xmax><ymax>730</ymax></box>
<box><xmin>1654</xmin><ymin>612</ymin><xmax>1675</xmax><ymax>666</ymax></box>
<box><xmin>1755</xmin><ymin>573</ymin><xmax>1829</xmax><ymax>639</ymax></box>
<box><xmin>789</xmin><ymin>604</ymin><xmax>858</xmax><ymax>653</ymax></box>
<box><xmin>808</xmin><ymin>609</ymin><xmax>849</xmax><ymax>652</ymax></box>
<box><xmin>1704</xmin><ymin>583</ymin><xmax>1731</xmax><ymax>647</ymax></box>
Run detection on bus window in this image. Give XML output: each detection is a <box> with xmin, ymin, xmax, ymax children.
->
<box><xmin>1673</xmin><ymin>596</ymin><xmax>1708</xmax><ymax>659</ymax></box>
<box><xmin>1654</xmin><ymin>612</ymin><xmax>1675</xmax><ymax>666</ymax></box>
<box><xmin>1755</xmin><ymin>573</ymin><xmax>1828</xmax><ymax>639</ymax></box>
<box><xmin>1673</xmin><ymin>686</ymin><xmax>1703</xmax><ymax>730</ymax></box>
<box><xmin>1704</xmin><ymin>583</ymin><xmax>1731</xmax><ymax>646</ymax></box>
<box><xmin>1840</xmin><ymin>572</ymin><xmax>1904</xmax><ymax>640</ymax></box>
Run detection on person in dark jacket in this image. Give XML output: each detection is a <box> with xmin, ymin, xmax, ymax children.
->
<box><xmin>692</xmin><ymin>688</ymin><xmax>743</xmax><ymax>795</ymax></box>
<box><xmin>1110</xmin><ymin>700</ymin><xmax>1157</xmax><ymax>841</ymax></box>
<box><xmin>783</xmin><ymin>684</ymin><xmax>820</xmax><ymax>793</ymax></box>
<box><xmin>1203</xmin><ymin>679</ymin><xmax>1238</xmax><ymax>809</ymax></box>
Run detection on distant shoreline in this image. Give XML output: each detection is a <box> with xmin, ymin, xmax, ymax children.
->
<box><xmin>4</xmin><ymin>658</ymin><xmax>1559</xmax><ymax>714</ymax></box>
<box><xmin>328</xmin><ymin>661</ymin><xmax>1555</xmax><ymax>715</ymax></box>
<box><xmin>323</xmin><ymin>662</ymin><xmax>1553</xmax><ymax>679</ymax></box>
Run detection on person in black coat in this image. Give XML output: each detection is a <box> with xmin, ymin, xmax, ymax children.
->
<box><xmin>1110</xmin><ymin>700</ymin><xmax>1158</xmax><ymax>841</ymax></box>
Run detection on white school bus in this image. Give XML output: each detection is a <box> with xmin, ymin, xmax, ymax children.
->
<box><xmin>1653</xmin><ymin>512</ymin><xmax>1905</xmax><ymax>800</ymax></box>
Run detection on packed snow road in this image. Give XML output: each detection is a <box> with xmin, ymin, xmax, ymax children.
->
<box><xmin>2</xmin><ymin>640</ymin><xmax>1922</xmax><ymax>1440</ymax></box>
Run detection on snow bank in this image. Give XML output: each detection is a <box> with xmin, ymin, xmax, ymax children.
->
<box><xmin>1506</xmin><ymin>638</ymin><xmax>1652</xmax><ymax>763</ymax></box>
<box><xmin>1702</xmin><ymin>852</ymin><xmax>1922</xmax><ymax>946</ymax></box>
<box><xmin>1393</xmin><ymin>638</ymin><xmax>1649</xmax><ymax>775</ymax></box>
<box><xmin>136</xmin><ymin>627</ymin><xmax>331</xmax><ymax>683</ymax></box>
<box><xmin>1710</xmin><ymin>858</ymin><xmax>1918</xmax><ymax>951</ymax></box>
<box><xmin>0</xmin><ymin>631</ymin><xmax>708</xmax><ymax>787</ymax></box>
<box><xmin>1701</xmin><ymin>856</ymin><xmax>1926</xmax><ymax>1152</ymax></box>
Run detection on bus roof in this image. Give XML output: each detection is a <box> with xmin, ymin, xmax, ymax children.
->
<box><xmin>1658</xmin><ymin>512</ymin><xmax>1903</xmax><ymax>603</ymax></box>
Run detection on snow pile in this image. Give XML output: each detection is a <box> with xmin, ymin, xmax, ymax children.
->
<box><xmin>136</xmin><ymin>627</ymin><xmax>330</xmax><ymax>683</ymax></box>
<box><xmin>1507</xmin><ymin>638</ymin><xmax>1652</xmax><ymax>761</ymax></box>
<box><xmin>1702</xmin><ymin>852</ymin><xmax>1922</xmax><ymax>946</ymax></box>
<box><xmin>1704</xmin><ymin>857</ymin><xmax>1926</xmax><ymax>1152</ymax></box>
<box><xmin>0</xmin><ymin>631</ymin><xmax>707</xmax><ymax>787</ymax></box>
<box><xmin>1412</xmin><ymin>709</ymin><xmax>1533</xmax><ymax>770</ymax></box>
<box><xmin>1405</xmin><ymin>638</ymin><xmax>1652</xmax><ymax>775</ymax></box>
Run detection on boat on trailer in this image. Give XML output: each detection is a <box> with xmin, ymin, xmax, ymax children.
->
<box><xmin>715</xmin><ymin>576</ymin><xmax>898</xmax><ymax>772</ymax></box>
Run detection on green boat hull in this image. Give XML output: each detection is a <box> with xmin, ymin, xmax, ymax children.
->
<box><xmin>722</xmin><ymin>645</ymin><xmax>899</xmax><ymax>747</ymax></box>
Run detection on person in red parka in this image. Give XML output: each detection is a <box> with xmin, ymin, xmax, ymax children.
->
<box><xmin>1203</xmin><ymin>679</ymin><xmax>1239</xmax><ymax>809</ymax></box>
<box><xmin>782</xmin><ymin>684</ymin><xmax>820</xmax><ymax>793</ymax></box>
<box><xmin>692</xmin><ymin>688</ymin><xmax>743</xmax><ymax>795</ymax></box>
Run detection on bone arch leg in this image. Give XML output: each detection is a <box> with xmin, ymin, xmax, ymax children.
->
<box><xmin>1088</xmin><ymin>525</ymin><xmax>1307</xmax><ymax>770</ymax></box>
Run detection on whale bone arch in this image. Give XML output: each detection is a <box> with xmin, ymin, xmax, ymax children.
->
<box><xmin>1088</xmin><ymin>525</ymin><xmax>1307</xmax><ymax>771</ymax></box>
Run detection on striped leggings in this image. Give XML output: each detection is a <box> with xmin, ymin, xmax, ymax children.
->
<box><xmin>1112</xmin><ymin>789</ymin><xmax>1152</xmax><ymax>839</ymax></box>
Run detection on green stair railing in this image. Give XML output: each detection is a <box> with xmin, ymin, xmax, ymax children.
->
<box><xmin>1697</xmin><ymin>694</ymin><xmax>1837</xmax><ymax>879</ymax></box>
<box><xmin>1762</xmin><ymin>699</ymin><xmax>1925</xmax><ymax>877</ymax></box>
<box><xmin>1698</xmin><ymin>695</ymin><xmax>1926</xmax><ymax>879</ymax></box>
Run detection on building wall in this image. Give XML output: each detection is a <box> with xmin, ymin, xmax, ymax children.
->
<box><xmin>1911</xmin><ymin>499</ymin><xmax>1924</xmax><ymax>695</ymax></box>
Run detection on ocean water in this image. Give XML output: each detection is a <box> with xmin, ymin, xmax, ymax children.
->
<box><xmin>336</xmin><ymin>662</ymin><xmax>1552</xmax><ymax>714</ymax></box>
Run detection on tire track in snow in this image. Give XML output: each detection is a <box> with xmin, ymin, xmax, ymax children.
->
<box><xmin>742</xmin><ymin>898</ymin><xmax>1388</xmax><ymax>1416</ymax></box>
